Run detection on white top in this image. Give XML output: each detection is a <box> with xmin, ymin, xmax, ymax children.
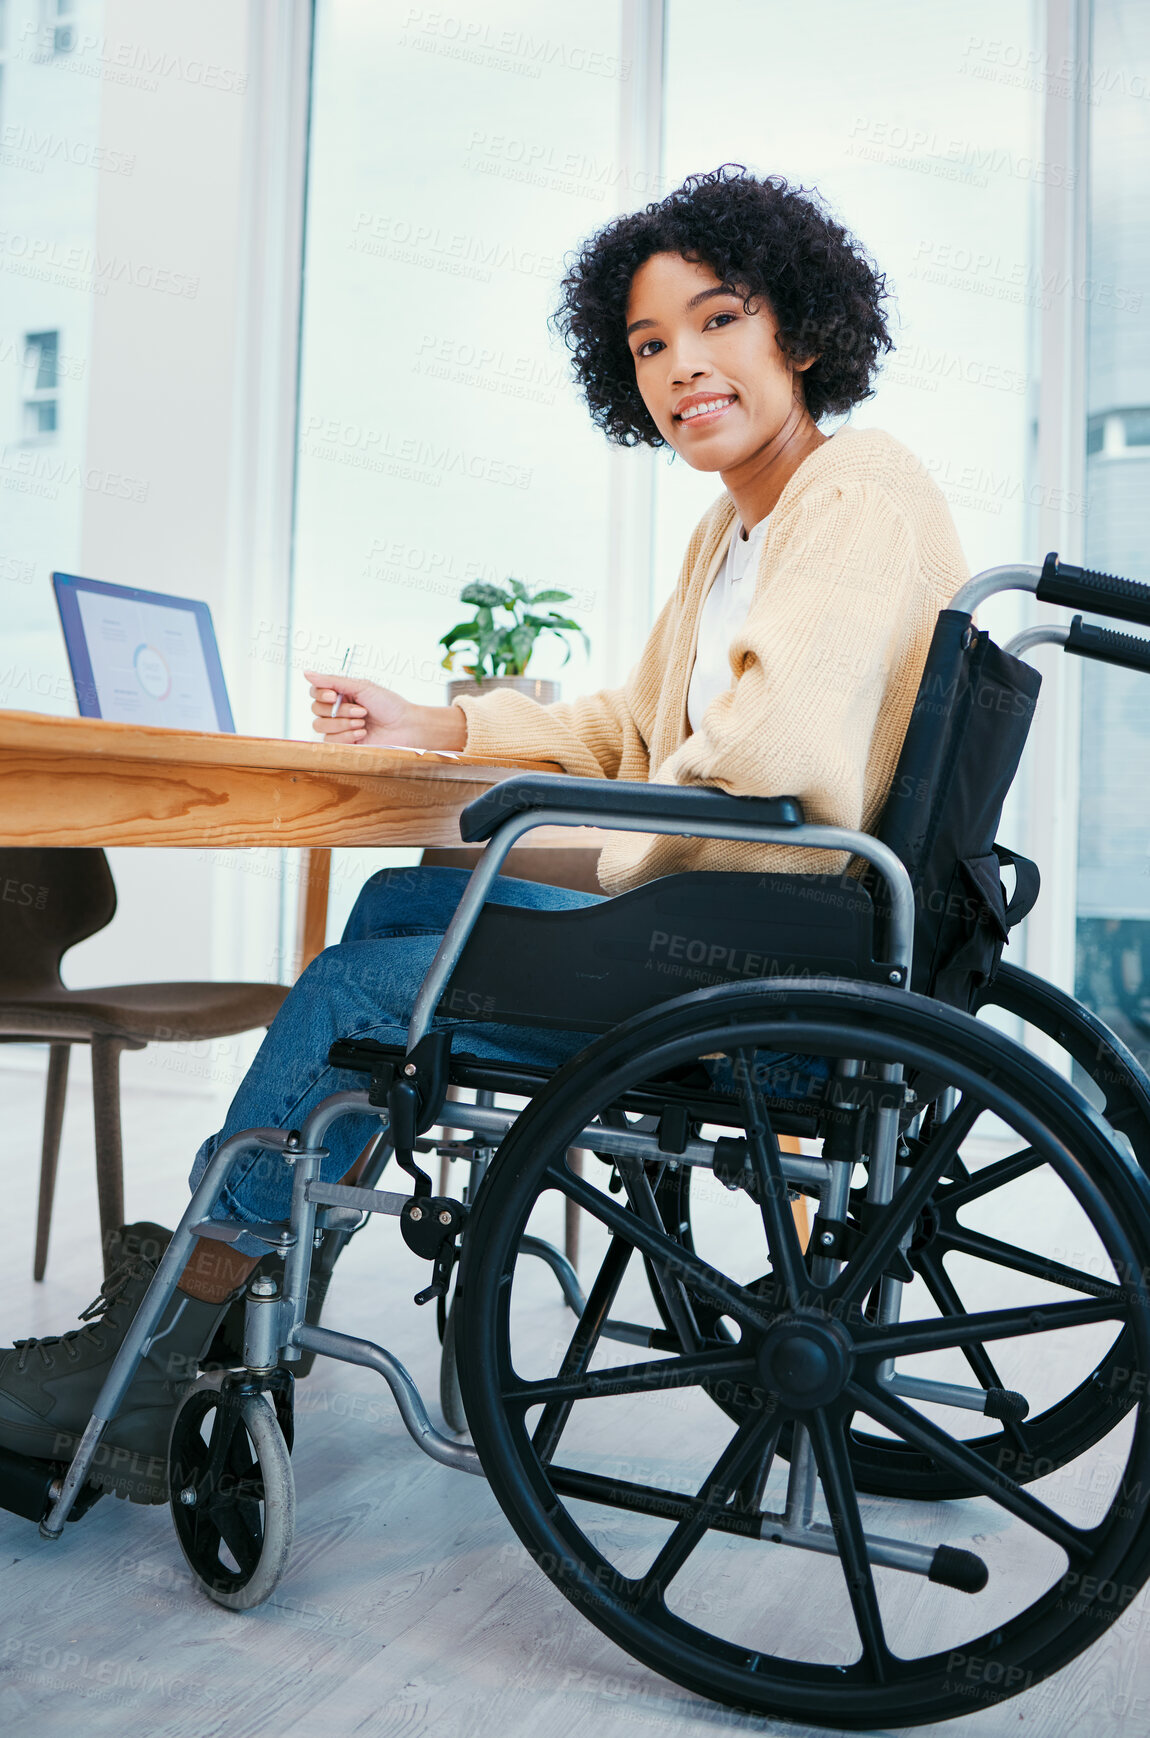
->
<box><xmin>686</xmin><ymin>513</ymin><xmax>771</xmax><ymax>733</ymax></box>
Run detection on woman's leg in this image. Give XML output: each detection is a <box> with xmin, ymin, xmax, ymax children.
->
<box><xmin>190</xmin><ymin>865</ymin><xmax>605</xmax><ymax>1239</ymax></box>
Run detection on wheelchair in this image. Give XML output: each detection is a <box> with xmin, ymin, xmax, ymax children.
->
<box><xmin>8</xmin><ymin>552</ymin><xmax>1150</xmax><ymax>1730</ymax></box>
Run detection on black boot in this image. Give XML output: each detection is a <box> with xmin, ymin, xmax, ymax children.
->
<box><xmin>0</xmin><ymin>1223</ymin><xmax>239</xmax><ymax>1503</ymax></box>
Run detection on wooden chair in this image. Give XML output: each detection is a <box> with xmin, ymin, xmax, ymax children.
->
<box><xmin>0</xmin><ymin>848</ymin><xmax>288</xmax><ymax>1278</ymax></box>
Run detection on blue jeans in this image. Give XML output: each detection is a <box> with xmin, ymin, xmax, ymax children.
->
<box><xmin>190</xmin><ymin>866</ymin><xmax>604</xmax><ymax>1248</ymax></box>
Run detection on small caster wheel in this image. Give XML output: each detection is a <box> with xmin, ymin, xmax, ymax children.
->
<box><xmin>169</xmin><ymin>1372</ymin><xmax>295</xmax><ymax>1610</ymax></box>
<box><xmin>438</xmin><ymin>1298</ymin><xmax>469</xmax><ymax>1437</ymax></box>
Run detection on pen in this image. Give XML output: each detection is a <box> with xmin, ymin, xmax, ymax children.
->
<box><xmin>330</xmin><ymin>646</ymin><xmax>352</xmax><ymax>718</ymax></box>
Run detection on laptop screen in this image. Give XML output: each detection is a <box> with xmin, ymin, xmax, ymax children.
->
<box><xmin>53</xmin><ymin>572</ymin><xmax>235</xmax><ymax>733</ymax></box>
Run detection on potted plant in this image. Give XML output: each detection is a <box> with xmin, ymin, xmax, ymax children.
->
<box><xmin>439</xmin><ymin>578</ymin><xmax>589</xmax><ymax>704</ymax></box>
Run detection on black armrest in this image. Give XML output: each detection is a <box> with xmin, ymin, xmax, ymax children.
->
<box><xmin>458</xmin><ymin>773</ymin><xmax>805</xmax><ymax>844</ymax></box>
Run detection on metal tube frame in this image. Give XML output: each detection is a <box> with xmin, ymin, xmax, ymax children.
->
<box><xmin>949</xmin><ymin>563</ymin><xmax>1041</xmax><ymax>616</ymax></box>
<box><xmin>1005</xmin><ymin>623</ymin><xmax>1071</xmax><ymax>659</ymax></box>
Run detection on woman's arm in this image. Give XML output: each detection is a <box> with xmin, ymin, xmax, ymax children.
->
<box><xmin>454</xmin><ymin>679</ymin><xmax>642</xmax><ymax>779</ymax></box>
<box><xmin>448</xmin><ymin>505</ymin><xmax>718</xmax><ymax>777</ymax></box>
<box><xmin>306</xmin><ymin>494</ymin><xmax>723</xmax><ymax>769</ymax></box>
<box><xmin>305</xmin><ymin>674</ymin><xmax>467</xmax><ymax>749</ymax></box>
<box><xmin>305</xmin><ymin>659</ymin><xmax>654</xmax><ymax>771</ymax></box>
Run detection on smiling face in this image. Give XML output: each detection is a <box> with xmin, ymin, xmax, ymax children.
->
<box><xmin>625</xmin><ymin>252</ymin><xmax>815</xmax><ymax>474</ymax></box>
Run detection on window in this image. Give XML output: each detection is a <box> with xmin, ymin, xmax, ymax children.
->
<box><xmin>657</xmin><ymin>0</ymin><xmax>1040</xmax><ymax>607</ymax></box>
<box><xmin>290</xmin><ymin>0</ymin><xmax>626</xmax><ymax>748</ymax></box>
<box><xmin>1075</xmin><ymin>0</ymin><xmax>1150</xmax><ymax>1067</ymax></box>
<box><xmin>0</xmin><ymin>0</ymin><xmax>295</xmax><ymax>1006</ymax></box>
<box><xmin>21</xmin><ymin>328</ymin><xmax>58</xmax><ymax>440</ymax></box>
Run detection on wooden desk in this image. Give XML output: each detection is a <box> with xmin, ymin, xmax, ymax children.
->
<box><xmin>0</xmin><ymin>710</ymin><xmax>572</xmax><ymax>973</ymax></box>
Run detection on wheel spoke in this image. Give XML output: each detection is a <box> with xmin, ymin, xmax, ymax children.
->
<box><xmin>914</xmin><ymin>1250</ymin><xmax>1007</xmax><ymax>1390</ymax></box>
<box><xmin>732</xmin><ymin>1431</ymin><xmax>779</xmax><ymax>1515</ymax></box>
<box><xmin>808</xmin><ymin>1407</ymin><xmax>895</xmax><ymax>1684</ymax></box>
<box><xmin>732</xmin><ymin>1049</ymin><xmax>807</xmax><ymax>1307</ymax></box>
<box><xmin>616</xmin><ymin>1156</ymin><xmax>703</xmax><ymax>1353</ymax></box>
<box><xmin>203</xmin><ymin>1399</ymin><xmax>235</xmax><ymax>1489</ymax></box>
<box><xmin>507</xmin><ymin>1349</ymin><xmax>759</xmax><ymax>1410</ymax></box>
<box><xmin>914</xmin><ymin>1250</ymin><xmax>1029</xmax><ymax>1452</ymax></box>
<box><xmin>234</xmin><ymin>1491</ymin><xmax>266</xmax><ymax>1537</ymax></box>
<box><xmin>547</xmin><ymin>1464</ymin><xmax>766</xmax><ymax>1539</ymax></box>
<box><xmin>212</xmin><ymin>1500</ymin><xmax>262</xmax><ymax>1577</ymax></box>
<box><xmin>226</xmin><ymin>1422</ymin><xmax>260</xmax><ymax>1483</ymax></box>
<box><xmin>939</xmin><ymin>1225</ymin><xmax>1122</xmax><ymax>1300</ymax></box>
<box><xmin>852</xmin><ymin>1294</ymin><xmax>1127</xmax><ymax>1362</ymax></box>
<box><xmin>831</xmin><ymin>1094</ymin><xmax>982</xmax><ymax>1309</ymax></box>
<box><xmin>847</xmin><ymin>1380</ymin><xmax>1091</xmax><ymax>1557</ymax></box>
<box><xmin>939</xmin><ymin>1145</ymin><xmax>1045</xmax><ymax>1209</ymax></box>
<box><xmin>547</xmin><ymin>1160</ymin><xmax>778</xmax><ymax>1334</ymax></box>
<box><xmin>171</xmin><ymin>1431</ymin><xmax>210</xmax><ymax>1489</ymax></box>
<box><xmin>635</xmin><ymin>1412</ymin><xmax>783</xmax><ymax>1609</ymax></box>
<box><xmin>532</xmin><ymin>1233</ymin><xmax>633</xmax><ymax>1464</ymax></box>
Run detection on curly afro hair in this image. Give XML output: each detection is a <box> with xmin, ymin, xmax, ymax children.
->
<box><xmin>553</xmin><ymin>164</ymin><xmax>892</xmax><ymax>446</ymax></box>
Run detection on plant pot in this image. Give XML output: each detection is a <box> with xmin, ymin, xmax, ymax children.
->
<box><xmin>447</xmin><ymin>675</ymin><xmax>560</xmax><ymax>705</ymax></box>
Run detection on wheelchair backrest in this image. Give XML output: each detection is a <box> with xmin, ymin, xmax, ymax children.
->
<box><xmin>440</xmin><ymin>609</ymin><xmax>1043</xmax><ymax>1035</ymax></box>
<box><xmin>874</xmin><ymin>609</ymin><xmax>1042</xmax><ymax>1007</ymax></box>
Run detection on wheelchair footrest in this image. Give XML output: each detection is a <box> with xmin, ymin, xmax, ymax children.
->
<box><xmin>0</xmin><ymin>1443</ymin><xmax>103</xmax><ymax>1526</ymax></box>
<box><xmin>190</xmin><ymin>1218</ymin><xmax>297</xmax><ymax>1250</ymax></box>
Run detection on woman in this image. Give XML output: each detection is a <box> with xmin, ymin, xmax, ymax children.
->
<box><xmin>0</xmin><ymin>166</ymin><xmax>967</xmax><ymax>1498</ymax></box>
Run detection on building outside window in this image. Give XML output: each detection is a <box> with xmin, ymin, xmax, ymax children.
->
<box><xmin>40</xmin><ymin>0</ymin><xmax>75</xmax><ymax>56</ymax></box>
<box><xmin>0</xmin><ymin>0</ymin><xmax>103</xmax><ymax>710</ymax></box>
<box><xmin>21</xmin><ymin>327</ymin><xmax>58</xmax><ymax>439</ymax></box>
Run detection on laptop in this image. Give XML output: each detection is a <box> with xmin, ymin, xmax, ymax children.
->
<box><xmin>53</xmin><ymin>572</ymin><xmax>235</xmax><ymax>733</ymax></box>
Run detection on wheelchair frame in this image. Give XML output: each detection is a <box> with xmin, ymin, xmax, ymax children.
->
<box><xmin>18</xmin><ymin>551</ymin><xmax>1150</xmax><ymax>1727</ymax></box>
<box><xmin>38</xmin><ymin>779</ymin><xmax>919</xmax><ymax>1532</ymax></box>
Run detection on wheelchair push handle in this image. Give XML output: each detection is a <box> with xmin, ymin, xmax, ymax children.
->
<box><xmin>1064</xmin><ymin>614</ymin><xmax>1150</xmax><ymax>674</ymax></box>
<box><xmin>1037</xmin><ymin>552</ymin><xmax>1150</xmax><ymax>628</ymax></box>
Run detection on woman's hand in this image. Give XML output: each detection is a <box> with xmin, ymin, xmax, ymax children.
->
<box><xmin>304</xmin><ymin>671</ymin><xmax>467</xmax><ymax>751</ymax></box>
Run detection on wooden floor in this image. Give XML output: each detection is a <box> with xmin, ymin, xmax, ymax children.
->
<box><xmin>1</xmin><ymin>1052</ymin><xmax>1149</xmax><ymax>1738</ymax></box>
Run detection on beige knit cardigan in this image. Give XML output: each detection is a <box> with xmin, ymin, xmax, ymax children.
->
<box><xmin>455</xmin><ymin>426</ymin><xmax>969</xmax><ymax>894</ymax></box>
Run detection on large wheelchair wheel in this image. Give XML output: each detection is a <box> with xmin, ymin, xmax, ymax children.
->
<box><xmin>824</xmin><ymin>963</ymin><xmax>1150</xmax><ymax>1501</ymax></box>
<box><xmin>457</xmin><ymin>981</ymin><xmax>1150</xmax><ymax>1729</ymax></box>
